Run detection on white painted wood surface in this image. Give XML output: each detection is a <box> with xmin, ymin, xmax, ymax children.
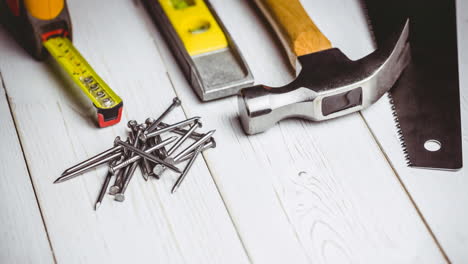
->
<box><xmin>137</xmin><ymin>0</ymin><xmax>446</xmax><ymax>263</ymax></box>
<box><xmin>0</xmin><ymin>0</ymin><xmax>466</xmax><ymax>263</ymax></box>
<box><xmin>0</xmin><ymin>0</ymin><xmax>249</xmax><ymax>263</ymax></box>
<box><xmin>0</xmin><ymin>78</ymin><xmax>54</xmax><ymax>263</ymax></box>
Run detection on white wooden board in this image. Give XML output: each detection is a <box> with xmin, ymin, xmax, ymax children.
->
<box><xmin>0</xmin><ymin>78</ymin><xmax>54</xmax><ymax>263</ymax></box>
<box><xmin>1</xmin><ymin>0</ymin><xmax>466</xmax><ymax>263</ymax></box>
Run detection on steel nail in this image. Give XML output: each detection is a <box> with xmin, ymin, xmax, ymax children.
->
<box><xmin>141</xmin><ymin>140</ymin><xmax>156</xmax><ymax>179</ymax></box>
<box><xmin>110</xmin><ymin>156</ymin><xmax>131</xmax><ymax>195</ymax></box>
<box><xmin>114</xmin><ymin>160</ymin><xmax>139</xmax><ymax>202</ymax></box>
<box><xmin>147</xmin><ymin>118</ymin><xmax>169</xmax><ymax>160</ymax></box>
<box><xmin>145</xmin><ymin>97</ymin><xmax>181</xmax><ymax>133</ymax></box>
<box><xmin>54</xmin><ymin>152</ymin><xmax>122</xmax><ymax>183</ymax></box>
<box><xmin>152</xmin><ymin>137</ymin><xmax>215</xmax><ymax>177</ymax></box>
<box><xmin>170</xmin><ymin>130</ymin><xmax>215</xmax><ymax>163</ymax></box>
<box><xmin>95</xmin><ymin>159</ymin><xmax>122</xmax><ymax>210</ymax></box>
<box><xmin>145</xmin><ymin>117</ymin><xmax>155</xmax><ymax>126</ymax></box>
<box><xmin>62</xmin><ymin>142</ymin><xmax>126</xmax><ymax>175</ymax></box>
<box><xmin>151</xmin><ymin>136</ymin><xmax>165</xmax><ymax>179</ymax></box>
<box><xmin>153</xmin><ymin>166</ymin><xmax>165</xmax><ymax>178</ymax></box>
<box><xmin>109</xmin><ymin>173</ymin><xmax>124</xmax><ymax>195</ymax></box>
<box><xmin>152</xmin><ymin>138</ymin><xmax>215</xmax><ymax>176</ymax></box>
<box><xmin>140</xmin><ymin>159</ymin><xmax>150</xmax><ymax>181</ymax></box>
<box><xmin>123</xmin><ymin>124</ymin><xmax>145</xmax><ymax>182</ymax></box>
<box><xmin>154</xmin><ymin>138</ymin><xmax>215</xmax><ymax>178</ymax></box>
<box><xmin>156</xmin><ymin>135</ymin><xmax>168</xmax><ymax>158</ymax></box>
<box><xmin>132</xmin><ymin>124</ymin><xmax>146</xmax><ymax>148</ymax></box>
<box><xmin>114</xmin><ymin>127</ymin><xmax>148</xmax><ymax>201</ymax></box>
<box><xmin>127</xmin><ymin>120</ymin><xmax>138</xmax><ymax>130</ymax></box>
<box><xmin>141</xmin><ymin>117</ymin><xmax>200</xmax><ymax>141</ymax></box>
<box><xmin>107</xmin><ymin>135</ymin><xmax>134</xmax><ymax>194</ymax></box>
<box><xmin>152</xmin><ymin>121</ymin><xmax>202</xmax><ymax>178</ymax></box>
<box><xmin>114</xmin><ymin>137</ymin><xmax>181</xmax><ymax>173</ymax></box>
<box><xmin>95</xmin><ymin>172</ymin><xmax>112</xmax><ymax>210</ymax></box>
<box><xmin>157</xmin><ymin>121</ymin><xmax>204</xmax><ymax>140</ymax></box>
<box><xmin>171</xmin><ymin>145</ymin><xmax>203</xmax><ymax>193</ymax></box>
<box><xmin>109</xmin><ymin>136</ymin><xmax>176</xmax><ymax>173</ymax></box>
<box><xmin>167</xmin><ymin>121</ymin><xmax>202</xmax><ymax>156</ymax></box>
<box><xmin>177</xmin><ymin>137</ymin><xmax>216</xmax><ymax>163</ymax></box>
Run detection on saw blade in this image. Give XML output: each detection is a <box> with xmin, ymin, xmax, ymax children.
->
<box><xmin>363</xmin><ymin>0</ymin><xmax>462</xmax><ymax>170</ymax></box>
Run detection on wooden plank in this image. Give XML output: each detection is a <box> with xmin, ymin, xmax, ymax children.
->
<box><xmin>361</xmin><ymin>0</ymin><xmax>468</xmax><ymax>262</ymax></box>
<box><xmin>0</xmin><ymin>78</ymin><xmax>54</xmax><ymax>263</ymax></box>
<box><xmin>136</xmin><ymin>0</ymin><xmax>448</xmax><ymax>263</ymax></box>
<box><xmin>0</xmin><ymin>0</ymin><xmax>249</xmax><ymax>263</ymax></box>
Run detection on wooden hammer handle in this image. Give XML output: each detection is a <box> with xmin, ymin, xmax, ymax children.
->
<box><xmin>254</xmin><ymin>0</ymin><xmax>332</xmax><ymax>68</ymax></box>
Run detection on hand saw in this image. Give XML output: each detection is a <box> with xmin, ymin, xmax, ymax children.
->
<box><xmin>363</xmin><ymin>0</ymin><xmax>463</xmax><ymax>170</ymax></box>
<box><xmin>0</xmin><ymin>0</ymin><xmax>124</xmax><ymax>127</ymax></box>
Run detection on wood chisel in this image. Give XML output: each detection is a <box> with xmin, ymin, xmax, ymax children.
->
<box><xmin>363</xmin><ymin>0</ymin><xmax>462</xmax><ymax>170</ymax></box>
<box><xmin>0</xmin><ymin>0</ymin><xmax>123</xmax><ymax>127</ymax></box>
<box><xmin>237</xmin><ymin>0</ymin><xmax>410</xmax><ymax>135</ymax></box>
<box><xmin>143</xmin><ymin>0</ymin><xmax>254</xmax><ymax>101</ymax></box>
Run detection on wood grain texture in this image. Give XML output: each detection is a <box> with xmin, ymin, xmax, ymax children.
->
<box><xmin>0</xmin><ymin>0</ymin><xmax>249</xmax><ymax>263</ymax></box>
<box><xmin>0</xmin><ymin>78</ymin><xmax>54</xmax><ymax>263</ymax></box>
<box><xmin>138</xmin><ymin>0</ymin><xmax>447</xmax><ymax>263</ymax></box>
<box><xmin>254</xmin><ymin>0</ymin><xmax>332</xmax><ymax>68</ymax></box>
<box><xmin>1</xmin><ymin>0</ymin><xmax>465</xmax><ymax>263</ymax></box>
<box><xmin>361</xmin><ymin>0</ymin><xmax>468</xmax><ymax>262</ymax></box>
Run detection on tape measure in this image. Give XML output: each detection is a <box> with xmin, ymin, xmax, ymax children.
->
<box><xmin>43</xmin><ymin>36</ymin><xmax>123</xmax><ymax>127</ymax></box>
<box><xmin>0</xmin><ymin>0</ymin><xmax>123</xmax><ymax>127</ymax></box>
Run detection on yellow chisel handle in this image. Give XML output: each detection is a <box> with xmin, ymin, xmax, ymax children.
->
<box><xmin>158</xmin><ymin>0</ymin><xmax>228</xmax><ymax>56</ymax></box>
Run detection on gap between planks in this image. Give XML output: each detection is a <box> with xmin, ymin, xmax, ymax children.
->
<box><xmin>358</xmin><ymin>110</ymin><xmax>451</xmax><ymax>263</ymax></box>
<box><xmin>161</xmin><ymin>55</ymin><xmax>255</xmax><ymax>264</ymax></box>
<box><xmin>139</xmin><ymin>3</ymin><xmax>253</xmax><ymax>258</ymax></box>
<box><xmin>0</xmin><ymin>71</ymin><xmax>57</xmax><ymax>263</ymax></box>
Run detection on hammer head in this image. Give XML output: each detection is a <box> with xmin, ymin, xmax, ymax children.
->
<box><xmin>239</xmin><ymin>20</ymin><xmax>410</xmax><ymax>135</ymax></box>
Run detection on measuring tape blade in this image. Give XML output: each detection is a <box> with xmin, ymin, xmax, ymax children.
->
<box><xmin>43</xmin><ymin>36</ymin><xmax>123</xmax><ymax>127</ymax></box>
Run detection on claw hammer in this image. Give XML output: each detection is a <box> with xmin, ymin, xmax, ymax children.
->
<box><xmin>238</xmin><ymin>0</ymin><xmax>411</xmax><ymax>134</ymax></box>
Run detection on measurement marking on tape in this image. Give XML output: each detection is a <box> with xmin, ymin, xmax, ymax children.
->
<box><xmin>43</xmin><ymin>37</ymin><xmax>122</xmax><ymax>110</ymax></box>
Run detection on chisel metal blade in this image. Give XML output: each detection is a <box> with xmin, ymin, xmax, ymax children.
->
<box><xmin>364</xmin><ymin>0</ymin><xmax>462</xmax><ymax>170</ymax></box>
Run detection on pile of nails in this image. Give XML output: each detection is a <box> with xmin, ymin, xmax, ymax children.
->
<box><xmin>54</xmin><ymin>98</ymin><xmax>216</xmax><ymax>210</ymax></box>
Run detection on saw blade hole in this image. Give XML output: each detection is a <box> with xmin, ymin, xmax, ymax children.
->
<box><xmin>424</xmin><ymin>139</ymin><xmax>441</xmax><ymax>152</ymax></box>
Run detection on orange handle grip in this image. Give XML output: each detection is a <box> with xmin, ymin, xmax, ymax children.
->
<box><xmin>24</xmin><ymin>0</ymin><xmax>64</xmax><ymax>20</ymax></box>
<box><xmin>254</xmin><ymin>0</ymin><xmax>332</xmax><ymax>68</ymax></box>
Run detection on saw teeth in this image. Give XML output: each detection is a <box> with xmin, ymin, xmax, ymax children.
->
<box><xmin>366</xmin><ymin>1</ymin><xmax>412</xmax><ymax>167</ymax></box>
<box><xmin>361</xmin><ymin>1</ymin><xmax>377</xmax><ymax>45</ymax></box>
<box><xmin>364</xmin><ymin>1</ymin><xmax>412</xmax><ymax>167</ymax></box>
<box><xmin>387</xmin><ymin>93</ymin><xmax>412</xmax><ymax>166</ymax></box>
